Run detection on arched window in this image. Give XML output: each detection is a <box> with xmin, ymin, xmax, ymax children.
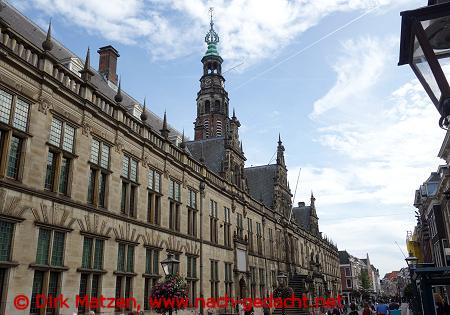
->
<box><xmin>205</xmin><ymin>100</ymin><xmax>210</xmax><ymax>113</ymax></box>
<box><xmin>215</xmin><ymin>100</ymin><xmax>220</xmax><ymax>112</ymax></box>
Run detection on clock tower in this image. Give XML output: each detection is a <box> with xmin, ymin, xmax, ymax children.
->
<box><xmin>194</xmin><ymin>9</ymin><xmax>229</xmax><ymax>140</ymax></box>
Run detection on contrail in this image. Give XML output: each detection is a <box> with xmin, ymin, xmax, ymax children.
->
<box><xmin>232</xmin><ymin>5</ymin><xmax>379</xmax><ymax>91</ymax></box>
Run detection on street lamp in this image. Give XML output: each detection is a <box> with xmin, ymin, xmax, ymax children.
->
<box><xmin>160</xmin><ymin>253</ymin><xmax>180</xmax><ymax>277</ymax></box>
<box><xmin>405</xmin><ymin>252</ymin><xmax>421</xmax><ymax>315</ymax></box>
<box><xmin>399</xmin><ymin>1</ymin><xmax>450</xmax><ymax>128</ymax></box>
<box><xmin>405</xmin><ymin>252</ymin><xmax>419</xmax><ymax>271</ymax></box>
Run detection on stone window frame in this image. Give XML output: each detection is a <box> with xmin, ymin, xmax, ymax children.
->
<box><xmin>87</xmin><ymin>137</ymin><xmax>113</xmax><ymax>208</ymax></box>
<box><xmin>0</xmin><ymin>85</ymin><xmax>32</xmax><ymax>181</ymax></box>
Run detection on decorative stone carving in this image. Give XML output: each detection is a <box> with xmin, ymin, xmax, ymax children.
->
<box><xmin>141</xmin><ymin>230</ymin><xmax>164</xmax><ymax>248</ymax></box>
<box><xmin>113</xmin><ymin>223</ymin><xmax>139</xmax><ymax>243</ymax></box>
<box><xmin>115</xmin><ymin>139</ymin><xmax>124</xmax><ymax>153</ymax></box>
<box><xmin>164</xmin><ymin>235</ymin><xmax>183</xmax><ymax>253</ymax></box>
<box><xmin>37</xmin><ymin>97</ymin><xmax>52</xmax><ymax>114</ymax></box>
<box><xmin>0</xmin><ymin>189</ymin><xmax>27</xmax><ymax>219</ymax></box>
<box><xmin>183</xmin><ymin>241</ymin><xmax>200</xmax><ymax>256</ymax></box>
<box><xmin>31</xmin><ymin>202</ymin><xmax>76</xmax><ymax>229</ymax></box>
<box><xmin>77</xmin><ymin>214</ymin><xmax>112</xmax><ymax>237</ymax></box>
<box><xmin>81</xmin><ymin>121</ymin><xmax>92</xmax><ymax>136</ymax></box>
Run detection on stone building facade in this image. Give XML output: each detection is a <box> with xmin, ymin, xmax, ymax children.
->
<box><xmin>0</xmin><ymin>3</ymin><xmax>340</xmax><ymax>315</ymax></box>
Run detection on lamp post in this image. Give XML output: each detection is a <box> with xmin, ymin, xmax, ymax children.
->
<box><xmin>160</xmin><ymin>253</ymin><xmax>180</xmax><ymax>315</ymax></box>
<box><xmin>405</xmin><ymin>252</ymin><xmax>421</xmax><ymax>315</ymax></box>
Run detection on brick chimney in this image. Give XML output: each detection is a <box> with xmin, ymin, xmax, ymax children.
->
<box><xmin>97</xmin><ymin>45</ymin><xmax>119</xmax><ymax>85</ymax></box>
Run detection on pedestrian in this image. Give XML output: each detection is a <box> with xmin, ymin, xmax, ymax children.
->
<box><xmin>348</xmin><ymin>303</ymin><xmax>358</xmax><ymax>315</ymax></box>
<box><xmin>362</xmin><ymin>303</ymin><xmax>372</xmax><ymax>315</ymax></box>
<box><xmin>434</xmin><ymin>293</ymin><xmax>446</xmax><ymax>315</ymax></box>
<box><xmin>375</xmin><ymin>300</ymin><xmax>389</xmax><ymax>315</ymax></box>
<box><xmin>263</xmin><ymin>299</ymin><xmax>271</xmax><ymax>315</ymax></box>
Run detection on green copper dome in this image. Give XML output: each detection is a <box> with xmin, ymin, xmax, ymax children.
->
<box><xmin>204</xmin><ymin>8</ymin><xmax>220</xmax><ymax>57</ymax></box>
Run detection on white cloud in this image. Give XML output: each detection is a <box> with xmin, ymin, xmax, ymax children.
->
<box><xmin>11</xmin><ymin>0</ymin><xmax>410</xmax><ymax>66</ymax></box>
<box><xmin>286</xmin><ymin>35</ymin><xmax>445</xmax><ymax>275</ymax></box>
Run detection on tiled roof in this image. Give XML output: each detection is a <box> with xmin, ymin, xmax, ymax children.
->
<box><xmin>0</xmin><ymin>3</ymin><xmax>181</xmax><ymax>137</ymax></box>
<box><xmin>244</xmin><ymin>165</ymin><xmax>277</xmax><ymax>208</ymax></box>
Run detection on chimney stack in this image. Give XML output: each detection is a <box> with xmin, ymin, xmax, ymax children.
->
<box><xmin>97</xmin><ymin>45</ymin><xmax>119</xmax><ymax>85</ymax></box>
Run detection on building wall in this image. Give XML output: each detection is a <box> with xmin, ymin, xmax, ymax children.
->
<box><xmin>0</xmin><ymin>13</ymin><xmax>341</xmax><ymax>315</ymax></box>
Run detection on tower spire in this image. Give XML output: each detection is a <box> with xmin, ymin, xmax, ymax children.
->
<box><xmin>160</xmin><ymin>110</ymin><xmax>170</xmax><ymax>138</ymax></box>
<box><xmin>140</xmin><ymin>98</ymin><xmax>148</xmax><ymax>122</ymax></box>
<box><xmin>114</xmin><ymin>77</ymin><xmax>123</xmax><ymax>103</ymax></box>
<box><xmin>276</xmin><ymin>134</ymin><xmax>285</xmax><ymax>166</ymax></box>
<box><xmin>42</xmin><ymin>19</ymin><xmax>53</xmax><ymax>51</ymax></box>
<box><xmin>80</xmin><ymin>47</ymin><xmax>94</xmax><ymax>81</ymax></box>
<box><xmin>204</xmin><ymin>7</ymin><xmax>220</xmax><ymax>56</ymax></box>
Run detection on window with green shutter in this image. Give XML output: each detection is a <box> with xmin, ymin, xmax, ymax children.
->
<box><xmin>0</xmin><ymin>221</ymin><xmax>13</xmax><ymax>261</ymax></box>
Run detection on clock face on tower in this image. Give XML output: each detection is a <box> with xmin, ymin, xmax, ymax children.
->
<box><xmin>205</xmin><ymin>78</ymin><xmax>212</xmax><ymax>86</ymax></box>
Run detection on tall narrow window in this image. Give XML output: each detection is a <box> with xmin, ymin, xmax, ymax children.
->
<box><xmin>188</xmin><ymin>189</ymin><xmax>198</xmax><ymax>236</ymax></box>
<box><xmin>224</xmin><ymin>207</ymin><xmax>231</xmax><ymax>247</ymax></box>
<box><xmin>30</xmin><ymin>228</ymin><xmax>67</xmax><ymax>315</ymax></box>
<box><xmin>186</xmin><ymin>256</ymin><xmax>198</xmax><ymax>305</ymax></box>
<box><xmin>259</xmin><ymin>268</ymin><xmax>265</xmax><ymax>298</ymax></box>
<box><xmin>250</xmin><ymin>266</ymin><xmax>256</xmax><ymax>299</ymax></box>
<box><xmin>78</xmin><ymin>237</ymin><xmax>104</xmax><ymax>314</ymax></box>
<box><xmin>216</xmin><ymin>120</ymin><xmax>222</xmax><ymax>136</ymax></box>
<box><xmin>115</xmin><ymin>242</ymin><xmax>136</xmax><ymax>312</ymax></box>
<box><xmin>210</xmin><ymin>260</ymin><xmax>219</xmax><ymax>298</ymax></box>
<box><xmin>0</xmin><ymin>88</ymin><xmax>30</xmax><ymax>180</ymax></box>
<box><xmin>87</xmin><ymin>138</ymin><xmax>111</xmax><ymax>208</ymax></box>
<box><xmin>224</xmin><ymin>262</ymin><xmax>233</xmax><ymax>297</ymax></box>
<box><xmin>237</xmin><ymin>213</ymin><xmax>243</xmax><ymax>238</ymax></box>
<box><xmin>45</xmin><ymin>117</ymin><xmax>76</xmax><ymax>195</ymax></box>
<box><xmin>210</xmin><ymin>200</ymin><xmax>218</xmax><ymax>244</ymax></box>
<box><xmin>121</xmin><ymin>155</ymin><xmax>138</xmax><ymax>217</ymax></box>
<box><xmin>247</xmin><ymin>218</ymin><xmax>254</xmax><ymax>252</ymax></box>
<box><xmin>147</xmin><ymin>169</ymin><xmax>162</xmax><ymax>225</ymax></box>
<box><xmin>0</xmin><ymin>220</ymin><xmax>14</xmax><ymax>314</ymax></box>
<box><xmin>144</xmin><ymin>247</ymin><xmax>161</xmax><ymax>310</ymax></box>
<box><xmin>204</xmin><ymin>120</ymin><xmax>209</xmax><ymax>138</ymax></box>
<box><xmin>268</xmin><ymin>229</ymin><xmax>274</xmax><ymax>258</ymax></box>
<box><xmin>256</xmin><ymin>222</ymin><xmax>263</xmax><ymax>255</ymax></box>
<box><xmin>168</xmin><ymin>179</ymin><xmax>181</xmax><ymax>231</ymax></box>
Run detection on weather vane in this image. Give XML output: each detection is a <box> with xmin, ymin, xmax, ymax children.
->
<box><xmin>209</xmin><ymin>7</ymin><xmax>214</xmax><ymax>26</ymax></box>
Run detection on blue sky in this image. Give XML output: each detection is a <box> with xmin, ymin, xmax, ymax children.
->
<box><xmin>10</xmin><ymin>0</ymin><xmax>445</xmax><ymax>276</ymax></box>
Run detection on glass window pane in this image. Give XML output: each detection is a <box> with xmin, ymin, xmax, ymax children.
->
<box><xmin>127</xmin><ymin>246</ymin><xmax>134</xmax><ymax>272</ymax></box>
<box><xmin>30</xmin><ymin>271</ymin><xmax>44</xmax><ymax>314</ymax></box>
<box><xmin>413</xmin><ymin>35</ymin><xmax>442</xmax><ymax>102</ymax></box>
<box><xmin>91</xmin><ymin>274</ymin><xmax>100</xmax><ymax>298</ymax></box>
<box><xmin>90</xmin><ymin>139</ymin><xmax>100</xmax><ymax>164</ymax></box>
<box><xmin>58</xmin><ymin>157</ymin><xmax>70</xmax><ymax>195</ymax></box>
<box><xmin>100</xmin><ymin>143</ymin><xmax>110</xmax><ymax>169</ymax></box>
<box><xmin>121</xmin><ymin>182</ymin><xmax>127</xmax><ymax>213</ymax></box>
<box><xmin>130</xmin><ymin>159</ymin><xmax>137</xmax><ymax>182</ymax></box>
<box><xmin>51</xmin><ymin>231</ymin><xmax>65</xmax><ymax>266</ymax></box>
<box><xmin>94</xmin><ymin>239</ymin><xmax>104</xmax><ymax>270</ymax></box>
<box><xmin>78</xmin><ymin>274</ymin><xmax>89</xmax><ymax>314</ymax></box>
<box><xmin>81</xmin><ymin>237</ymin><xmax>93</xmax><ymax>268</ymax></box>
<box><xmin>98</xmin><ymin>172</ymin><xmax>107</xmax><ymax>208</ymax></box>
<box><xmin>117</xmin><ymin>244</ymin><xmax>125</xmax><ymax>271</ymax></box>
<box><xmin>36</xmin><ymin>229</ymin><xmax>51</xmax><ymax>264</ymax></box>
<box><xmin>0</xmin><ymin>90</ymin><xmax>12</xmax><ymax>124</ymax></box>
<box><xmin>0</xmin><ymin>220</ymin><xmax>13</xmax><ymax>261</ymax></box>
<box><xmin>153</xmin><ymin>250</ymin><xmax>159</xmax><ymax>274</ymax></box>
<box><xmin>13</xmin><ymin>99</ymin><xmax>29</xmax><ymax>131</ymax></box>
<box><xmin>122</xmin><ymin>156</ymin><xmax>129</xmax><ymax>178</ymax></box>
<box><xmin>87</xmin><ymin>168</ymin><xmax>96</xmax><ymax>204</ymax></box>
<box><xmin>45</xmin><ymin>151</ymin><xmax>56</xmax><ymax>190</ymax></box>
<box><xmin>155</xmin><ymin>173</ymin><xmax>160</xmax><ymax>193</ymax></box>
<box><xmin>62</xmin><ymin>124</ymin><xmax>75</xmax><ymax>152</ymax></box>
<box><xmin>148</xmin><ymin>170</ymin><xmax>154</xmax><ymax>190</ymax></box>
<box><xmin>49</xmin><ymin>118</ymin><xmax>62</xmax><ymax>147</ymax></box>
<box><xmin>145</xmin><ymin>248</ymin><xmax>152</xmax><ymax>274</ymax></box>
<box><xmin>48</xmin><ymin>271</ymin><xmax>59</xmax><ymax>299</ymax></box>
<box><xmin>169</xmin><ymin>180</ymin><xmax>174</xmax><ymax>199</ymax></box>
<box><xmin>6</xmin><ymin>136</ymin><xmax>21</xmax><ymax>179</ymax></box>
